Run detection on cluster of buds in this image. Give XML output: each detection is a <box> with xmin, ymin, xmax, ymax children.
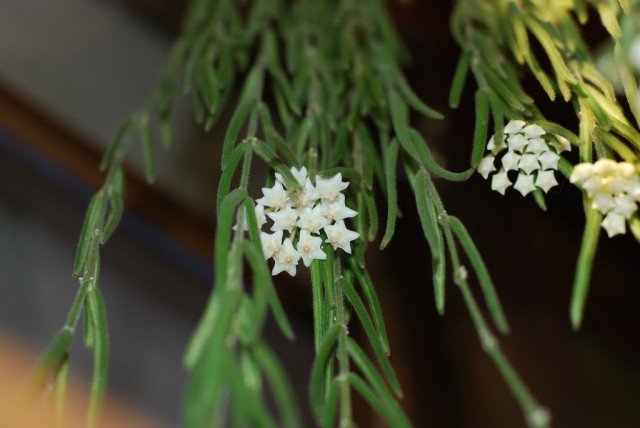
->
<box><xmin>570</xmin><ymin>159</ymin><xmax>640</xmax><ymax>237</ymax></box>
<box><xmin>477</xmin><ymin>120</ymin><xmax>570</xmax><ymax>196</ymax></box>
<box><xmin>237</xmin><ymin>167</ymin><xmax>359</xmax><ymax>276</ymax></box>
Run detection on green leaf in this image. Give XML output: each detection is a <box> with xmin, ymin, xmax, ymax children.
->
<box><xmin>87</xmin><ymin>287</ymin><xmax>109</xmax><ymax>428</ymax></box>
<box><xmin>472</xmin><ymin>90</ymin><xmax>490</xmax><ymax>167</ymax></box>
<box><xmin>100</xmin><ymin>117</ymin><xmax>132</xmax><ymax>171</ymax></box>
<box><xmin>73</xmin><ymin>191</ymin><xmax>107</xmax><ymax>276</ymax></box>
<box><xmin>197</xmin><ymin>64</ymin><xmax>219</xmax><ymax>113</ymax></box>
<box><xmin>380</xmin><ymin>138</ymin><xmax>400</xmax><ymax>249</ymax></box>
<box><xmin>310</xmin><ymin>261</ymin><xmax>327</xmax><ymax>351</ymax></box>
<box><xmin>408</xmin><ymin>130</ymin><xmax>475</xmax><ymax>182</ymax></box>
<box><xmin>252</xmin><ymin>139</ymin><xmax>301</xmax><ymax>191</ymax></box>
<box><xmin>449</xmin><ymin>51</ymin><xmax>471</xmax><ymax>108</ymax></box>
<box><xmin>309</xmin><ymin>324</ymin><xmax>340</xmax><ymax>423</ymax></box>
<box><xmin>341</xmin><ymin>277</ymin><xmax>402</xmax><ymax>397</ymax></box>
<box><xmin>449</xmin><ymin>216</ymin><xmax>509</xmax><ymax>333</ymax></box>
<box><xmin>252</xmin><ymin>341</ymin><xmax>301</xmax><ymax>428</ymax></box>
<box><xmin>347</xmin><ymin>373</ymin><xmax>412</xmax><ymax>428</ymax></box>
<box><xmin>571</xmin><ymin>208</ymin><xmax>602</xmax><ymax>329</ymax></box>
<box><xmin>217</xmin><ymin>142</ymin><xmax>247</xmax><ymax>217</ymax></box>
<box><xmin>28</xmin><ymin>329</ymin><xmax>74</xmax><ymax>392</ymax></box>
<box><xmin>140</xmin><ymin>118</ymin><xmax>156</xmax><ymax>184</ymax></box>
<box><xmin>101</xmin><ymin>168</ymin><xmax>125</xmax><ymax>244</ymax></box>
<box><xmin>221</xmin><ymin>97</ymin><xmax>256</xmax><ymax>169</ymax></box>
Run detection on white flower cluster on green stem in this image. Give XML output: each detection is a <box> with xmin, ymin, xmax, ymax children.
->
<box><xmin>478</xmin><ymin>120</ymin><xmax>570</xmax><ymax>196</ymax></box>
<box><xmin>237</xmin><ymin>167</ymin><xmax>360</xmax><ymax>276</ymax></box>
<box><xmin>571</xmin><ymin>159</ymin><xmax>640</xmax><ymax>237</ymax></box>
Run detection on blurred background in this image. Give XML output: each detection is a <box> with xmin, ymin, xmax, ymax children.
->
<box><xmin>0</xmin><ymin>1</ymin><xmax>639</xmax><ymax>427</ymax></box>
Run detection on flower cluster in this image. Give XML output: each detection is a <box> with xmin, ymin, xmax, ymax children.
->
<box><xmin>477</xmin><ymin>120</ymin><xmax>571</xmax><ymax>197</ymax></box>
<box><xmin>237</xmin><ymin>167</ymin><xmax>360</xmax><ymax>276</ymax></box>
<box><xmin>570</xmin><ymin>159</ymin><xmax>640</xmax><ymax>237</ymax></box>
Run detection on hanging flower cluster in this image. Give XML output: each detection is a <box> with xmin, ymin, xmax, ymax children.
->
<box><xmin>570</xmin><ymin>159</ymin><xmax>640</xmax><ymax>237</ymax></box>
<box><xmin>237</xmin><ymin>167</ymin><xmax>360</xmax><ymax>276</ymax></box>
<box><xmin>477</xmin><ymin>120</ymin><xmax>571</xmax><ymax>197</ymax></box>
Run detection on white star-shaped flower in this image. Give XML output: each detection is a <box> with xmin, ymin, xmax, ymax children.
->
<box><xmin>523</xmin><ymin>124</ymin><xmax>546</xmax><ymax>138</ymax></box>
<box><xmin>272</xmin><ymin>238</ymin><xmax>300</xmax><ymax>276</ymax></box>
<box><xmin>268</xmin><ymin>205</ymin><xmax>298</xmax><ymax>232</ymax></box>
<box><xmin>321</xmin><ymin>194</ymin><xmax>358</xmax><ymax>222</ymax></box>
<box><xmin>570</xmin><ymin>163</ymin><xmax>594</xmax><ymax>184</ymax></box>
<box><xmin>608</xmin><ymin>176</ymin><xmax>628</xmax><ymax>193</ymax></box>
<box><xmin>526</xmin><ymin>138</ymin><xmax>548</xmax><ymax>155</ymax></box>
<box><xmin>504</xmin><ymin>120</ymin><xmax>526</xmax><ymax>134</ymax></box>
<box><xmin>276</xmin><ymin>166</ymin><xmax>308</xmax><ymax>187</ymax></box>
<box><xmin>233</xmin><ymin>204</ymin><xmax>267</xmax><ymax>231</ymax></box>
<box><xmin>315</xmin><ymin>173</ymin><xmax>349</xmax><ymax>202</ymax></box>
<box><xmin>507</xmin><ymin>134</ymin><xmax>528</xmax><ymax>152</ymax></box>
<box><xmin>296</xmin><ymin>205</ymin><xmax>329</xmax><ymax>233</ymax></box>
<box><xmin>260</xmin><ymin>230</ymin><xmax>283</xmax><ymax>260</ymax></box>
<box><xmin>487</xmin><ymin>135</ymin><xmax>507</xmax><ymax>153</ymax></box>
<box><xmin>501</xmin><ymin>151</ymin><xmax>521</xmax><ymax>172</ymax></box>
<box><xmin>324</xmin><ymin>220</ymin><xmax>360</xmax><ymax>254</ymax></box>
<box><xmin>296</xmin><ymin>230</ymin><xmax>327</xmax><ymax>267</ymax></box>
<box><xmin>294</xmin><ymin>178</ymin><xmax>320</xmax><ymax>207</ymax></box>
<box><xmin>591</xmin><ymin>193</ymin><xmax>614</xmax><ymax>213</ymax></box>
<box><xmin>551</xmin><ymin>135</ymin><xmax>571</xmax><ymax>153</ymax></box>
<box><xmin>601</xmin><ymin>212</ymin><xmax>626</xmax><ymax>237</ymax></box>
<box><xmin>538</xmin><ymin>151</ymin><xmax>560</xmax><ymax>170</ymax></box>
<box><xmin>256</xmin><ymin>181</ymin><xmax>289</xmax><ymax>210</ymax></box>
<box><xmin>514</xmin><ymin>173</ymin><xmax>536</xmax><ymax>196</ymax></box>
<box><xmin>613</xmin><ymin>195</ymin><xmax>637</xmax><ymax>219</ymax></box>
<box><xmin>592</xmin><ymin>159</ymin><xmax>617</xmax><ymax>176</ymax></box>
<box><xmin>478</xmin><ymin>155</ymin><xmax>496</xmax><ymax>179</ymax></box>
<box><xmin>535</xmin><ymin>170</ymin><xmax>558</xmax><ymax>193</ymax></box>
<box><xmin>627</xmin><ymin>182</ymin><xmax>640</xmax><ymax>201</ymax></box>
<box><xmin>491</xmin><ymin>171</ymin><xmax>511</xmax><ymax>195</ymax></box>
<box><xmin>518</xmin><ymin>154</ymin><xmax>540</xmax><ymax>175</ymax></box>
<box><xmin>616</xmin><ymin>162</ymin><xmax>637</xmax><ymax>179</ymax></box>
<box><xmin>581</xmin><ymin>177</ymin><xmax>604</xmax><ymax>197</ymax></box>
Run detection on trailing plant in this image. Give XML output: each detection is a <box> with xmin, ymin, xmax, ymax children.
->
<box><xmin>451</xmin><ymin>0</ymin><xmax>640</xmax><ymax>329</ymax></box>
<box><xmin>29</xmin><ymin>0</ymin><xmax>640</xmax><ymax>426</ymax></box>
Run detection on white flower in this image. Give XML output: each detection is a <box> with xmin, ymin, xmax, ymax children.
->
<box><xmin>517</xmin><ymin>154</ymin><xmax>540</xmax><ymax>175</ymax></box>
<box><xmin>272</xmin><ymin>238</ymin><xmax>300</xmax><ymax>276</ymax></box>
<box><xmin>501</xmin><ymin>152</ymin><xmax>520</xmax><ymax>172</ymax></box>
<box><xmin>592</xmin><ymin>159</ymin><xmax>617</xmax><ymax>175</ymax></box>
<box><xmin>478</xmin><ymin>155</ymin><xmax>496</xmax><ymax>179</ymax></box>
<box><xmin>526</xmin><ymin>138</ymin><xmax>548</xmax><ymax>155</ymax></box>
<box><xmin>570</xmin><ymin>163</ymin><xmax>593</xmax><ymax>183</ymax></box>
<box><xmin>523</xmin><ymin>124</ymin><xmax>546</xmax><ymax>138</ymax></box>
<box><xmin>297</xmin><ymin>205</ymin><xmax>329</xmax><ymax>233</ymax></box>
<box><xmin>551</xmin><ymin>135</ymin><xmax>571</xmax><ymax>153</ymax></box>
<box><xmin>315</xmin><ymin>173</ymin><xmax>349</xmax><ymax>202</ymax></box>
<box><xmin>233</xmin><ymin>204</ymin><xmax>267</xmax><ymax>231</ymax></box>
<box><xmin>296</xmin><ymin>178</ymin><xmax>320</xmax><ymax>207</ymax></box>
<box><xmin>268</xmin><ymin>204</ymin><xmax>298</xmax><ymax>232</ymax></box>
<box><xmin>504</xmin><ymin>120</ymin><xmax>526</xmax><ymax>134</ymax></box>
<box><xmin>296</xmin><ymin>230</ymin><xmax>327</xmax><ymax>267</ymax></box>
<box><xmin>614</xmin><ymin>195</ymin><xmax>637</xmax><ymax>219</ymax></box>
<box><xmin>260</xmin><ymin>230</ymin><xmax>283</xmax><ymax>260</ymax></box>
<box><xmin>256</xmin><ymin>181</ymin><xmax>289</xmax><ymax>210</ymax></box>
<box><xmin>601</xmin><ymin>212</ymin><xmax>626</xmax><ymax>237</ymax></box>
<box><xmin>487</xmin><ymin>135</ymin><xmax>507</xmax><ymax>153</ymax></box>
<box><xmin>276</xmin><ymin>166</ymin><xmax>308</xmax><ymax>187</ymax></box>
<box><xmin>507</xmin><ymin>134</ymin><xmax>528</xmax><ymax>152</ymax></box>
<box><xmin>538</xmin><ymin>151</ymin><xmax>560</xmax><ymax>170</ymax></box>
<box><xmin>591</xmin><ymin>193</ymin><xmax>614</xmax><ymax>213</ymax></box>
<box><xmin>324</xmin><ymin>220</ymin><xmax>360</xmax><ymax>254</ymax></box>
<box><xmin>535</xmin><ymin>170</ymin><xmax>558</xmax><ymax>193</ymax></box>
<box><xmin>514</xmin><ymin>173</ymin><xmax>536</xmax><ymax>196</ymax></box>
<box><xmin>491</xmin><ymin>171</ymin><xmax>511</xmax><ymax>195</ymax></box>
<box><xmin>628</xmin><ymin>182</ymin><xmax>640</xmax><ymax>201</ymax></box>
<box><xmin>617</xmin><ymin>162</ymin><xmax>637</xmax><ymax>179</ymax></box>
<box><xmin>321</xmin><ymin>194</ymin><xmax>358</xmax><ymax>222</ymax></box>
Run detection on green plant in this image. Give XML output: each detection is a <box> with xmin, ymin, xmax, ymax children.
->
<box><xmin>27</xmin><ymin>0</ymin><xmax>640</xmax><ymax>427</ymax></box>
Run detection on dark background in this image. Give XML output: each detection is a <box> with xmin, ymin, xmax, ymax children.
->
<box><xmin>0</xmin><ymin>1</ymin><xmax>638</xmax><ymax>427</ymax></box>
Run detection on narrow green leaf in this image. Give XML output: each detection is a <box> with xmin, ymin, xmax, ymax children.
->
<box><xmin>347</xmin><ymin>373</ymin><xmax>411</xmax><ymax>428</ymax></box>
<box><xmin>409</xmin><ymin>130</ymin><xmax>475</xmax><ymax>181</ymax></box>
<box><xmin>197</xmin><ymin>64</ymin><xmax>219</xmax><ymax>113</ymax></box>
<box><xmin>100</xmin><ymin>118</ymin><xmax>132</xmax><ymax>170</ymax></box>
<box><xmin>252</xmin><ymin>139</ymin><xmax>301</xmax><ymax>191</ymax></box>
<box><xmin>252</xmin><ymin>341</ymin><xmax>301</xmax><ymax>428</ymax></box>
<box><xmin>449</xmin><ymin>216</ymin><xmax>510</xmax><ymax>333</ymax></box>
<box><xmin>221</xmin><ymin>97</ymin><xmax>255</xmax><ymax>169</ymax></box>
<box><xmin>571</xmin><ymin>209</ymin><xmax>602</xmax><ymax>329</ymax></box>
<box><xmin>472</xmin><ymin>90</ymin><xmax>490</xmax><ymax>167</ymax></box>
<box><xmin>341</xmin><ymin>277</ymin><xmax>402</xmax><ymax>397</ymax></box>
<box><xmin>28</xmin><ymin>329</ymin><xmax>74</xmax><ymax>392</ymax></box>
<box><xmin>217</xmin><ymin>142</ymin><xmax>247</xmax><ymax>217</ymax></box>
<box><xmin>87</xmin><ymin>287</ymin><xmax>109</xmax><ymax>428</ymax></box>
<box><xmin>73</xmin><ymin>191</ymin><xmax>106</xmax><ymax>276</ymax></box>
<box><xmin>311</xmin><ymin>261</ymin><xmax>326</xmax><ymax>351</ymax></box>
<box><xmin>309</xmin><ymin>324</ymin><xmax>340</xmax><ymax>423</ymax></box>
<box><xmin>140</xmin><ymin>118</ymin><xmax>156</xmax><ymax>184</ymax></box>
<box><xmin>449</xmin><ymin>51</ymin><xmax>471</xmax><ymax>108</ymax></box>
<box><xmin>380</xmin><ymin>139</ymin><xmax>399</xmax><ymax>249</ymax></box>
